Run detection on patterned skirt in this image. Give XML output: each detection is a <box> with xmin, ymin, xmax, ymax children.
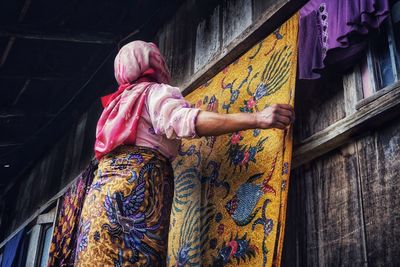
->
<box><xmin>74</xmin><ymin>146</ymin><xmax>174</xmax><ymax>267</ymax></box>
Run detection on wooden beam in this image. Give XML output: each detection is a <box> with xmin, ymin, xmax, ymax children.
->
<box><xmin>0</xmin><ymin>0</ymin><xmax>32</xmax><ymax>67</ymax></box>
<box><xmin>180</xmin><ymin>0</ymin><xmax>307</xmax><ymax>95</ymax></box>
<box><xmin>12</xmin><ymin>79</ymin><xmax>31</xmax><ymax>105</ymax></box>
<box><xmin>0</xmin><ymin>112</ymin><xmax>56</xmax><ymax>119</ymax></box>
<box><xmin>0</xmin><ymin>142</ymin><xmax>23</xmax><ymax>148</ymax></box>
<box><xmin>0</xmin><ymin>74</ymin><xmax>71</xmax><ymax>81</ymax></box>
<box><xmin>0</xmin><ymin>37</ymin><xmax>16</xmax><ymax>67</ymax></box>
<box><xmin>292</xmin><ymin>81</ymin><xmax>400</xmax><ymax>168</ymax></box>
<box><xmin>0</xmin><ymin>29</ymin><xmax>116</xmax><ymax>44</ymax></box>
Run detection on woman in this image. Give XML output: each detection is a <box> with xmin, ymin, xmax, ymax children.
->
<box><xmin>75</xmin><ymin>41</ymin><xmax>294</xmax><ymax>266</ymax></box>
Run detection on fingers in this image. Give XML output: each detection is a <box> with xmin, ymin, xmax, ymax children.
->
<box><xmin>276</xmin><ymin>114</ymin><xmax>291</xmax><ymax>125</ymax></box>
<box><xmin>272</xmin><ymin>121</ymin><xmax>287</xmax><ymax>129</ymax></box>
<box><xmin>271</xmin><ymin>104</ymin><xmax>295</xmax><ymax>123</ymax></box>
<box><xmin>272</xmin><ymin>103</ymin><xmax>293</xmax><ymax>111</ymax></box>
<box><xmin>276</xmin><ymin>108</ymin><xmax>292</xmax><ymax>117</ymax></box>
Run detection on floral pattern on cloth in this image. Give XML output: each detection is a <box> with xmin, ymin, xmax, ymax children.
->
<box><xmin>167</xmin><ymin>14</ymin><xmax>298</xmax><ymax>267</ymax></box>
<box><xmin>47</xmin><ymin>160</ymin><xmax>97</xmax><ymax>267</ymax></box>
<box><xmin>74</xmin><ymin>146</ymin><xmax>174</xmax><ymax>267</ymax></box>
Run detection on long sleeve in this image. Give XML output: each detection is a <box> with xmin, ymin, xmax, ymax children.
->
<box><xmin>147</xmin><ymin>84</ymin><xmax>200</xmax><ymax>139</ymax></box>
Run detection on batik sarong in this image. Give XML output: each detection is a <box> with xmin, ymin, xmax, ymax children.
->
<box><xmin>74</xmin><ymin>146</ymin><xmax>174</xmax><ymax>267</ymax></box>
<box><xmin>47</xmin><ymin>161</ymin><xmax>96</xmax><ymax>267</ymax></box>
<box><xmin>167</xmin><ymin>14</ymin><xmax>298</xmax><ymax>267</ymax></box>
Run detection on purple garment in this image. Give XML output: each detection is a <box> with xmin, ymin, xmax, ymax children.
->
<box><xmin>299</xmin><ymin>0</ymin><xmax>390</xmax><ymax>80</ymax></box>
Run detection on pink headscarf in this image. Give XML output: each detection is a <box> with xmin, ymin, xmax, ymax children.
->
<box><xmin>95</xmin><ymin>41</ymin><xmax>171</xmax><ymax>159</ymax></box>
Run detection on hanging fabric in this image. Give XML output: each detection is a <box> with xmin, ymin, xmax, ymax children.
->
<box><xmin>167</xmin><ymin>14</ymin><xmax>298</xmax><ymax>267</ymax></box>
<box><xmin>1</xmin><ymin>228</ymin><xmax>24</xmax><ymax>267</ymax></box>
<box><xmin>46</xmin><ymin>160</ymin><xmax>97</xmax><ymax>267</ymax></box>
<box><xmin>298</xmin><ymin>0</ymin><xmax>390</xmax><ymax>79</ymax></box>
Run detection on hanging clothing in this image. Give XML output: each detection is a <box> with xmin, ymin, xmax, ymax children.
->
<box><xmin>167</xmin><ymin>14</ymin><xmax>298</xmax><ymax>267</ymax></box>
<box><xmin>95</xmin><ymin>41</ymin><xmax>200</xmax><ymax>160</ymax></box>
<box><xmin>1</xmin><ymin>228</ymin><xmax>24</xmax><ymax>267</ymax></box>
<box><xmin>74</xmin><ymin>146</ymin><xmax>174</xmax><ymax>266</ymax></box>
<box><xmin>47</xmin><ymin>161</ymin><xmax>96</xmax><ymax>267</ymax></box>
<box><xmin>298</xmin><ymin>0</ymin><xmax>390</xmax><ymax>79</ymax></box>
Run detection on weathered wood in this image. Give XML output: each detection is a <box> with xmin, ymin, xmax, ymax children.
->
<box><xmin>0</xmin><ymin>75</ymin><xmax>70</xmax><ymax>81</ymax></box>
<box><xmin>342</xmin><ymin>66</ymin><xmax>363</xmax><ymax>116</ymax></box>
<box><xmin>222</xmin><ymin>0</ymin><xmax>253</xmax><ymax>47</ymax></box>
<box><xmin>37</xmin><ymin>207</ymin><xmax>56</xmax><ymax>224</ymax></box>
<box><xmin>12</xmin><ymin>78</ymin><xmax>31</xmax><ymax>105</ymax></box>
<box><xmin>252</xmin><ymin>0</ymin><xmax>277</xmax><ymax>22</ymax></box>
<box><xmin>0</xmin><ymin>0</ymin><xmax>31</xmax><ymax>67</ymax></box>
<box><xmin>281</xmin><ymin>167</ymin><xmax>301</xmax><ymax>267</ymax></box>
<box><xmin>292</xmin><ymin>81</ymin><xmax>400</xmax><ymax>168</ymax></box>
<box><xmin>294</xmin><ymin>77</ymin><xmax>346</xmax><ymax>142</ymax></box>
<box><xmin>356</xmin><ymin>121</ymin><xmax>400</xmax><ymax>267</ymax></box>
<box><xmin>156</xmin><ymin>0</ymin><xmax>197</xmax><ymax>86</ymax></box>
<box><xmin>194</xmin><ymin>5</ymin><xmax>221</xmax><ymax>73</ymax></box>
<box><xmin>0</xmin><ymin>37</ymin><xmax>15</xmax><ymax>67</ymax></box>
<box><xmin>0</xmin><ymin>29</ymin><xmax>116</xmax><ymax>44</ymax></box>
<box><xmin>284</xmin><ymin>144</ymin><xmax>367</xmax><ymax>266</ymax></box>
<box><xmin>25</xmin><ymin>224</ymin><xmax>41</xmax><ymax>267</ymax></box>
<box><xmin>356</xmin><ymin>79</ymin><xmax>400</xmax><ymax>109</ymax></box>
<box><xmin>180</xmin><ymin>0</ymin><xmax>307</xmax><ymax>95</ymax></box>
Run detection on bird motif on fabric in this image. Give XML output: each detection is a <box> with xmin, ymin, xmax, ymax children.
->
<box><xmin>225</xmin><ymin>156</ymin><xmax>277</xmax><ymax>226</ymax></box>
<box><xmin>102</xmin><ymin>162</ymin><xmax>163</xmax><ymax>265</ymax></box>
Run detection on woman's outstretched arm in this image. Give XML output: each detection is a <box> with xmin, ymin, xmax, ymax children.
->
<box><xmin>195</xmin><ymin>104</ymin><xmax>294</xmax><ymax>137</ymax></box>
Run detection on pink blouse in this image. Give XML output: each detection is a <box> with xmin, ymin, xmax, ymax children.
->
<box><xmin>134</xmin><ymin>83</ymin><xmax>200</xmax><ymax>159</ymax></box>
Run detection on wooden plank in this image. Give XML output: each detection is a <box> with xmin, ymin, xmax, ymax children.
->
<box><xmin>156</xmin><ymin>0</ymin><xmax>197</xmax><ymax>86</ymax></box>
<box><xmin>281</xmin><ymin>168</ymin><xmax>301</xmax><ymax>267</ymax></box>
<box><xmin>356</xmin><ymin>122</ymin><xmax>400</xmax><ymax>266</ymax></box>
<box><xmin>37</xmin><ymin>207</ymin><xmax>56</xmax><ymax>224</ymax></box>
<box><xmin>181</xmin><ymin>0</ymin><xmax>307</xmax><ymax>95</ymax></box>
<box><xmin>25</xmin><ymin>224</ymin><xmax>41</xmax><ymax>267</ymax></box>
<box><xmin>294</xmin><ymin>77</ymin><xmax>346</xmax><ymax>142</ymax></box>
<box><xmin>292</xmin><ymin>81</ymin><xmax>400</xmax><ymax>168</ymax></box>
<box><xmin>252</xmin><ymin>0</ymin><xmax>276</xmax><ymax>22</ymax></box>
<box><xmin>0</xmin><ymin>0</ymin><xmax>31</xmax><ymax>67</ymax></box>
<box><xmin>0</xmin><ymin>29</ymin><xmax>116</xmax><ymax>44</ymax></box>
<box><xmin>356</xmin><ymin>79</ymin><xmax>400</xmax><ymax>109</ymax></box>
<box><xmin>285</xmin><ymin>144</ymin><xmax>367</xmax><ymax>266</ymax></box>
<box><xmin>342</xmin><ymin>65</ymin><xmax>363</xmax><ymax>116</ymax></box>
<box><xmin>222</xmin><ymin>0</ymin><xmax>253</xmax><ymax>47</ymax></box>
<box><xmin>194</xmin><ymin>5</ymin><xmax>221</xmax><ymax>73</ymax></box>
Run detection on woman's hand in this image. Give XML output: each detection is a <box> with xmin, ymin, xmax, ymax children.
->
<box><xmin>255</xmin><ymin>104</ymin><xmax>295</xmax><ymax>130</ymax></box>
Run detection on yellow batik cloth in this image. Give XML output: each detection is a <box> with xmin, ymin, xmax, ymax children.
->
<box><xmin>167</xmin><ymin>14</ymin><xmax>298</xmax><ymax>267</ymax></box>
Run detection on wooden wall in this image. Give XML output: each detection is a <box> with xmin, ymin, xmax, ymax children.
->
<box><xmin>281</xmin><ymin>72</ymin><xmax>400</xmax><ymax>266</ymax></box>
<box><xmin>155</xmin><ymin>0</ymin><xmax>277</xmax><ymax>88</ymax></box>
<box><xmin>154</xmin><ymin>1</ymin><xmax>400</xmax><ymax>266</ymax></box>
<box><xmin>0</xmin><ymin>101</ymin><xmax>101</xmax><ymax>239</ymax></box>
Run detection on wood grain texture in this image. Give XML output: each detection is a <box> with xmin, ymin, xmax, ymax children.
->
<box><xmin>180</xmin><ymin>0</ymin><xmax>307</xmax><ymax>95</ymax></box>
<box><xmin>194</xmin><ymin>5</ymin><xmax>221</xmax><ymax>73</ymax></box>
<box><xmin>293</xmin><ymin>82</ymin><xmax>400</xmax><ymax>168</ymax></box>
<box><xmin>283</xmin><ymin>145</ymin><xmax>367</xmax><ymax>266</ymax></box>
<box><xmin>294</xmin><ymin>76</ymin><xmax>346</xmax><ymax>142</ymax></box>
<box><xmin>222</xmin><ymin>0</ymin><xmax>252</xmax><ymax>47</ymax></box>
<box><xmin>356</xmin><ymin>120</ymin><xmax>400</xmax><ymax>267</ymax></box>
<box><xmin>0</xmin><ymin>103</ymin><xmax>99</xmax><ymax>240</ymax></box>
<box><xmin>343</xmin><ymin>66</ymin><xmax>363</xmax><ymax>116</ymax></box>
